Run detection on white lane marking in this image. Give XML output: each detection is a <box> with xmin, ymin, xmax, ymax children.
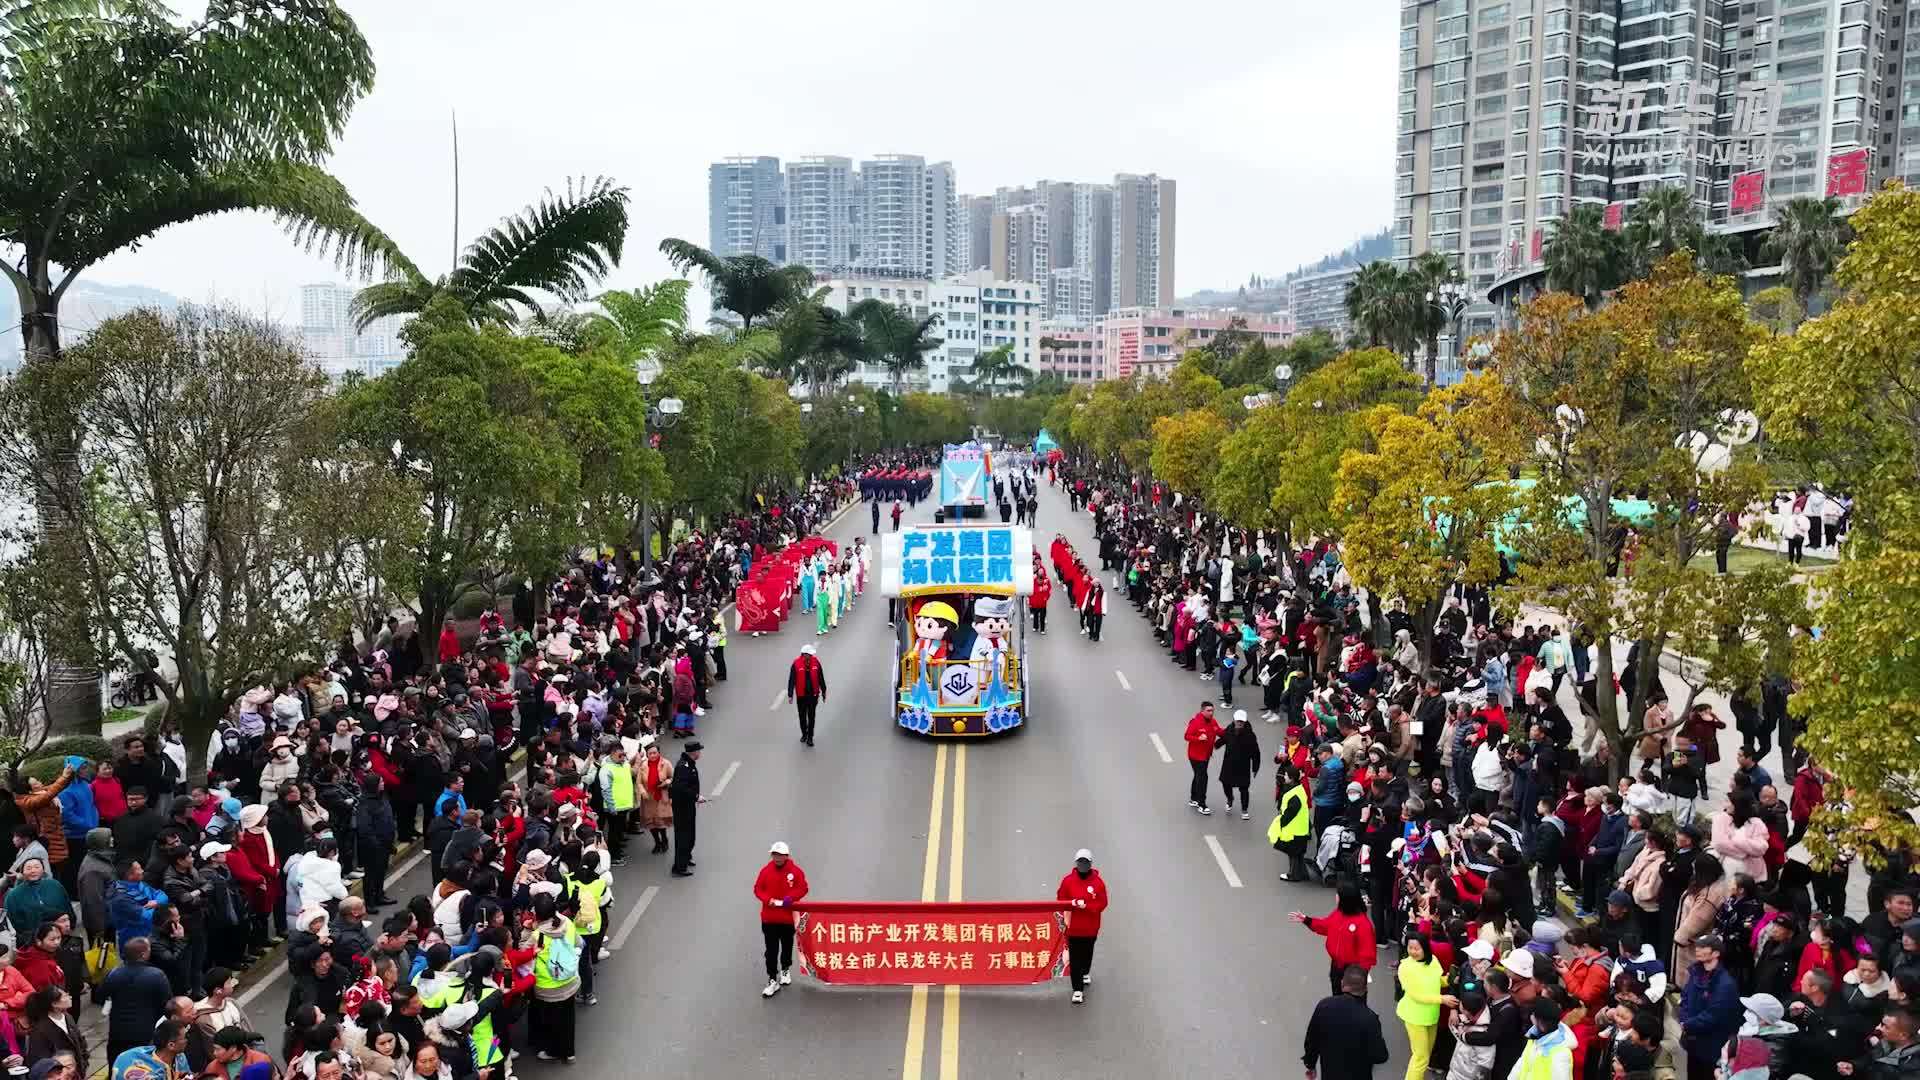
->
<box><xmin>769</xmin><ymin>690</ymin><xmax>786</xmax><ymax>712</ymax></box>
<box><xmin>711</xmin><ymin>759</ymin><xmax>742</xmax><ymax>797</ymax></box>
<box><xmin>1114</xmin><ymin>670</ymin><xmax>1131</xmax><ymax>691</ymax></box>
<box><xmin>1147</xmin><ymin>732</ymin><xmax>1173</xmax><ymax>764</ymax></box>
<box><xmin>608</xmin><ymin>884</ymin><xmax>661</xmax><ymax>951</ymax></box>
<box><xmin>1204</xmin><ymin>835</ymin><xmax>1244</xmax><ymax>889</ymax></box>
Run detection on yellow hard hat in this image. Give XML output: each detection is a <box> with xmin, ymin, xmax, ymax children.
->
<box><xmin>917</xmin><ymin>600</ymin><xmax>959</xmax><ymax>624</ymax></box>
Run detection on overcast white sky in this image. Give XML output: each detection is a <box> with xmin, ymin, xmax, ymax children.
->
<box><xmin>87</xmin><ymin>0</ymin><xmax>1397</xmax><ymax>321</ymax></box>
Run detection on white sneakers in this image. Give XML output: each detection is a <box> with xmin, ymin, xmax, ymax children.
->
<box><xmin>1071</xmin><ymin>990</ymin><xmax>1085</xmax><ymax>1004</ymax></box>
<box><xmin>597</xmin><ymin>948</ymin><xmax>610</xmax><ymax>961</ymax></box>
<box><xmin>762</xmin><ymin>979</ymin><xmax>780</xmax><ymax>998</ymax></box>
<box><xmin>779</xmin><ymin>968</ymin><xmax>792</xmax><ymax>985</ymax></box>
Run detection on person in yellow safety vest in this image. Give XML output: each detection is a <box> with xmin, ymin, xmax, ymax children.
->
<box><xmin>439</xmin><ymin>950</ymin><xmax>508</xmax><ymax>1074</ymax></box>
<box><xmin>598</xmin><ymin>742</ymin><xmax>636</xmax><ymax>867</ymax></box>
<box><xmin>710</xmin><ymin>608</ymin><xmax>728</xmax><ymax>682</ymax></box>
<box><xmin>566</xmin><ymin>849</ymin><xmax>609</xmax><ymax>1008</ymax></box>
<box><xmin>529</xmin><ymin>894</ymin><xmax>583</xmax><ymax>1063</ymax></box>
<box><xmin>1270</xmin><ymin>763</ymin><xmax>1313</xmax><ymax>882</ymax></box>
<box><xmin>1508</xmin><ymin>997</ymin><xmax>1575</xmax><ymax>1080</ymax></box>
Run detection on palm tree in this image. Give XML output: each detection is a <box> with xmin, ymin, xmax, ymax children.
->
<box><xmin>1622</xmin><ymin>185</ymin><xmax>1700</xmax><ymax>276</ymax></box>
<box><xmin>773</xmin><ymin>291</ymin><xmax>873</xmax><ymax>392</ymax></box>
<box><xmin>351</xmin><ymin>177</ymin><xmax>630</xmax><ymax>329</ymax></box>
<box><xmin>585</xmin><ymin>278</ymin><xmax>690</xmax><ymax>369</ymax></box>
<box><xmin>1545</xmin><ymin>203</ymin><xmax>1626</xmax><ymax>306</ymax></box>
<box><xmin>1763</xmin><ymin>197</ymin><xmax>1850</xmax><ymax>310</ymax></box>
<box><xmin>657</xmin><ymin>239</ymin><xmax>815</xmax><ymax>331</ymax></box>
<box><xmin>1405</xmin><ymin>251</ymin><xmax>1464</xmax><ymax>387</ymax></box>
<box><xmin>1345</xmin><ymin>260</ymin><xmax>1407</xmax><ymax>350</ymax></box>
<box><xmin>851</xmin><ymin>299</ymin><xmax>942</xmax><ymax>396</ymax></box>
<box><xmin>971</xmin><ymin>343</ymin><xmax>1032</xmax><ymax>398</ymax></box>
<box><xmin>2</xmin><ymin>2</ymin><xmax>409</xmax><ymax>731</ymax></box>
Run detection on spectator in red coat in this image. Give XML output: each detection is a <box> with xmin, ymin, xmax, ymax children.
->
<box><xmin>437</xmin><ymin>618</ymin><xmax>461</xmax><ymax>663</ymax></box>
<box><xmin>90</xmin><ymin>763</ymin><xmax>128</xmax><ymax>826</ymax></box>
<box><xmin>1291</xmin><ymin>880</ymin><xmax>1378</xmax><ymax>996</ymax></box>
<box><xmin>1056</xmin><ymin>849</ymin><xmax>1109</xmax><ymax>1004</ymax></box>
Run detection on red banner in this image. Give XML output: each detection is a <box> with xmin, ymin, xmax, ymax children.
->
<box><xmin>1602</xmin><ymin>202</ymin><xmax>1624</xmax><ymax>231</ymax></box>
<box><xmin>1730</xmin><ymin>170</ymin><xmax>1767</xmax><ymax>214</ymax></box>
<box><xmin>1826</xmin><ymin>147</ymin><xmax>1870</xmax><ymax>197</ymax></box>
<box><xmin>1529</xmin><ymin>229</ymin><xmax>1543</xmax><ymax>263</ymax></box>
<box><xmin>793</xmin><ymin>901</ymin><xmax>1071</xmax><ymax>985</ymax></box>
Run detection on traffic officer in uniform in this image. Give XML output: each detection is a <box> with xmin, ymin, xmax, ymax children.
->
<box><xmin>1055</xmin><ymin>848</ymin><xmax>1109</xmax><ymax>1005</ymax></box>
<box><xmin>669</xmin><ymin>741</ymin><xmax>707</xmax><ymax>878</ymax></box>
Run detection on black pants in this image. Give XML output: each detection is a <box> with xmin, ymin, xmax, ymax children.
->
<box><xmin>713</xmin><ymin>646</ymin><xmax>727</xmax><ymax>681</ymax></box>
<box><xmin>1217</xmin><ymin>672</ymin><xmax>1233</xmax><ymax>705</ymax></box>
<box><xmin>1221</xmin><ymin>780</ymin><xmax>1249</xmax><ymax>813</ymax></box>
<box><xmin>358</xmin><ymin>835</ymin><xmax>391</xmax><ymax>903</ymax></box>
<box><xmin>1189</xmin><ymin>760</ymin><xmax>1209</xmax><ymax>807</ymax></box>
<box><xmin>1067</xmin><ymin>935</ymin><xmax>1096</xmax><ymax>991</ymax></box>
<box><xmin>607</xmin><ymin>810</ymin><xmax>629</xmax><ymax>860</ymax></box>
<box><xmin>530</xmin><ymin>995</ymin><xmax>576</xmax><ymax>1058</ymax></box>
<box><xmin>796</xmin><ymin>696</ymin><xmax>819</xmax><ymax>743</ymax></box>
<box><xmin>1086</xmin><ymin>613</ymin><xmax>1103</xmax><ymax>641</ymax></box>
<box><xmin>1581</xmin><ymin>859</ymin><xmax>1610</xmax><ymax>914</ymax></box>
<box><xmin>1787</xmin><ymin>536</ymin><xmax>1804</xmax><ymax>563</ymax></box>
<box><xmin>580</xmin><ymin>929</ymin><xmax>601</xmax><ymax>996</ymax></box>
<box><xmin>671</xmin><ymin>798</ymin><xmax>697</xmax><ymax>871</ymax></box>
<box><xmin>1031</xmin><ymin>606</ymin><xmax>1046</xmax><ymax>633</ymax></box>
<box><xmin>763</xmin><ymin>922</ymin><xmax>796</xmax><ymax>978</ymax></box>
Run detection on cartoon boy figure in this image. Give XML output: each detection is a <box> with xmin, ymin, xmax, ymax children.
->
<box><xmin>969</xmin><ymin>596</ymin><xmax>1015</xmax><ymax>669</ymax></box>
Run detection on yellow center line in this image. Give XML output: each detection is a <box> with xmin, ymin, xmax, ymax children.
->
<box><xmin>902</xmin><ymin>743</ymin><xmax>948</xmax><ymax>1080</ymax></box>
<box><xmin>940</xmin><ymin>745</ymin><xmax>967</xmax><ymax>1080</ymax></box>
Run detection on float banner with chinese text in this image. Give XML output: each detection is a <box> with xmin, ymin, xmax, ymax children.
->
<box><xmin>792</xmin><ymin>901</ymin><xmax>1071</xmax><ymax>985</ymax></box>
<box><xmin>879</xmin><ymin>525</ymin><xmax>1035</xmax><ymax>597</ymax></box>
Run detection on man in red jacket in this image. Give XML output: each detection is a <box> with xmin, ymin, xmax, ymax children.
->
<box><xmin>754</xmin><ymin>840</ymin><xmax>809</xmax><ymax>998</ymax></box>
<box><xmin>1056</xmin><ymin>849</ymin><xmax>1109</xmax><ymax>1004</ymax></box>
<box><xmin>786</xmin><ymin>645</ymin><xmax>827</xmax><ymax>747</ymax></box>
<box><xmin>1185</xmin><ymin>702</ymin><xmax>1224</xmax><ymax>815</ymax></box>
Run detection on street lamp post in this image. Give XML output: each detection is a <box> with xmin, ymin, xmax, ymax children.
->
<box><xmin>637</xmin><ymin>365</ymin><xmax>681</xmax><ymax>571</ymax></box>
<box><xmin>1425</xmin><ymin>283</ymin><xmax>1470</xmax><ymax>387</ymax></box>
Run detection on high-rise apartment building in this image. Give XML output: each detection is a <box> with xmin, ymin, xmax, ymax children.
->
<box><xmin>785</xmin><ymin>155</ymin><xmax>858</xmax><ymax>275</ymax></box>
<box><xmin>1071</xmin><ymin>183</ymin><xmax>1114</xmax><ymax>317</ymax></box>
<box><xmin>707</xmin><ymin>156</ymin><xmax>785</xmax><ymax>262</ymax></box>
<box><xmin>1288</xmin><ymin>267</ymin><xmax>1360</xmax><ymax>341</ymax></box>
<box><xmin>958</xmin><ymin>195</ymin><xmax>994</xmax><ymax>273</ymax></box>
<box><xmin>990</xmin><ymin>204</ymin><xmax>1050</xmax><ymax>288</ymax></box>
<box><xmin>925</xmin><ymin>162</ymin><xmax>957</xmax><ymax>280</ymax></box>
<box><xmin>300</xmin><ymin>283</ymin><xmax>405</xmax><ymax>378</ymax></box>
<box><xmin>1112</xmin><ymin>174</ymin><xmax>1176</xmax><ymax>310</ymax></box>
<box><xmin>1398</xmin><ymin>0</ymin><xmax>1908</xmax><ymax>360</ymax></box>
<box><xmin>856</xmin><ymin>154</ymin><xmax>928</xmax><ymax>277</ymax></box>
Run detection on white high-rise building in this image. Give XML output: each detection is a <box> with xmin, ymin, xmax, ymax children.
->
<box><xmin>925</xmin><ymin>161</ymin><xmax>957</xmax><ymax>280</ymax></box>
<box><xmin>817</xmin><ymin>271</ymin><xmax>1041</xmax><ymax>394</ymax></box>
<box><xmin>786</xmin><ymin>155</ymin><xmax>857</xmax><ymax>277</ymax></box>
<box><xmin>1111</xmin><ymin>173</ymin><xmax>1176</xmax><ymax>310</ymax></box>
<box><xmin>299</xmin><ymin>283</ymin><xmax>406</xmax><ymax>378</ymax></box>
<box><xmin>856</xmin><ymin>154</ymin><xmax>928</xmax><ymax>277</ymax></box>
<box><xmin>707</xmin><ymin>155</ymin><xmax>785</xmax><ymax>262</ymax></box>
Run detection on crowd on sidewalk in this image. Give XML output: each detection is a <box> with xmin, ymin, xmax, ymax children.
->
<box><xmin>1044</xmin><ymin>459</ymin><xmax>1920</xmax><ymax>1080</ymax></box>
<box><xmin>0</xmin><ymin>479</ymin><xmax>858</xmax><ymax>1080</ymax></box>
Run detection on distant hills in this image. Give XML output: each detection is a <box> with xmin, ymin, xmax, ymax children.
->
<box><xmin>1179</xmin><ymin>227</ymin><xmax>1392</xmax><ymax>314</ymax></box>
<box><xmin>0</xmin><ymin>281</ymin><xmax>183</xmax><ymax>371</ymax></box>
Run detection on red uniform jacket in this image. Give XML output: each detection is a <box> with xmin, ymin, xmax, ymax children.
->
<box><xmin>1305</xmin><ymin>908</ymin><xmax>1377</xmax><ymax>970</ymax></box>
<box><xmin>754</xmin><ymin>860</ymin><xmax>810</xmax><ymax>926</ymax></box>
<box><xmin>1185</xmin><ymin>711</ymin><xmax>1223</xmax><ymax>763</ymax></box>
<box><xmin>1029</xmin><ymin>576</ymin><xmax>1051</xmax><ymax>611</ymax></box>
<box><xmin>1055</xmin><ymin>869</ymin><xmax>1109</xmax><ymax>937</ymax></box>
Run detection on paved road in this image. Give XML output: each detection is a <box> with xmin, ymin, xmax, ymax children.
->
<box><xmin>231</xmin><ymin>482</ymin><xmax>1414</xmax><ymax>1079</ymax></box>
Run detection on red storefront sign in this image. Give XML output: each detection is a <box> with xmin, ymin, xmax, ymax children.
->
<box><xmin>1826</xmin><ymin>148</ymin><xmax>1870</xmax><ymax>197</ymax></box>
<box><xmin>1730</xmin><ymin>170</ymin><xmax>1767</xmax><ymax>214</ymax></box>
<box><xmin>793</xmin><ymin>901</ymin><xmax>1071</xmax><ymax>986</ymax></box>
<box><xmin>1529</xmin><ymin>229</ymin><xmax>1543</xmax><ymax>263</ymax></box>
<box><xmin>1602</xmin><ymin>202</ymin><xmax>1625</xmax><ymax>231</ymax></box>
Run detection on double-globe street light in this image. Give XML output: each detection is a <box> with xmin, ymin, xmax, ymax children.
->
<box><xmin>1426</xmin><ymin>281</ymin><xmax>1470</xmax><ymax>386</ymax></box>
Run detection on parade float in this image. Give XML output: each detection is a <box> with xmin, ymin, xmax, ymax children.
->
<box><xmin>879</xmin><ymin>522</ymin><xmax>1034</xmax><ymax>736</ymax></box>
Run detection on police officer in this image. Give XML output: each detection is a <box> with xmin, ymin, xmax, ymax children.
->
<box><xmin>669</xmin><ymin>741</ymin><xmax>708</xmax><ymax>878</ymax></box>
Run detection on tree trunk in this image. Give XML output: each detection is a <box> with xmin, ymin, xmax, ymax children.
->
<box><xmin>22</xmin><ymin>285</ymin><xmax>102</xmax><ymax>734</ymax></box>
<box><xmin>1424</xmin><ymin>331</ymin><xmax>1439</xmax><ymax>388</ymax></box>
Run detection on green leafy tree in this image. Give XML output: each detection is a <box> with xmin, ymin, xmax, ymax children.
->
<box><xmin>333</xmin><ymin>297</ymin><xmax>588</xmax><ymax>656</ymax></box>
<box><xmin>658</xmin><ymin>239</ymin><xmax>813</xmax><ymax>331</ymax></box>
<box><xmin>1345</xmin><ymin>260</ymin><xmax>1409</xmax><ymax>351</ymax></box>
<box><xmin>1545</xmin><ymin>203</ymin><xmax>1627</xmax><ymax>307</ymax></box>
<box><xmin>0</xmin><ymin>306</ymin><xmax>419</xmax><ymax>757</ymax></box>
<box><xmin>1149</xmin><ymin>408</ymin><xmax>1232</xmax><ymax>502</ymax></box>
<box><xmin>351</xmin><ymin>177</ymin><xmax>630</xmax><ymax>329</ymax></box>
<box><xmin>1762</xmin><ymin>196</ymin><xmax>1850</xmax><ymax>310</ymax></box>
<box><xmin>2</xmin><ymin>0</ymin><xmax>410</xmax><ymax>728</ymax></box>
<box><xmin>1333</xmin><ymin>373</ymin><xmax>1524</xmax><ymax>646</ymax></box>
<box><xmin>851</xmin><ymin>299</ymin><xmax>943</xmax><ymax>396</ymax></box>
<box><xmin>1497</xmin><ymin>258</ymin><xmax>1770</xmax><ymax>769</ymax></box>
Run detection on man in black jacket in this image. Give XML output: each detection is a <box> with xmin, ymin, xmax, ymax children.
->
<box><xmin>1415</xmin><ymin>681</ymin><xmax>1449</xmax><ymax>774</ymax></box>
<box><xmin>93</xmin><ymin>937</ymin><xmax>174</xmax><ymax>1065</ymax></box>
<box><xmin>1486</xmin><ymin>969</ymin><xmax>1531</xmax><ymax>1080</ymax></box>
<box><xmin>669</xmin><ymin>741</ymin><xmax>706</xmax><ymax>878</ymax></box>
<box><xmin>1302</xmin><ymin>965</ymin><xmax>1390</xmax><ymax>1080</ymax></box>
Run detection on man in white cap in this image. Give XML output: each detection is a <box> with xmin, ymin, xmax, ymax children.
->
<box><xmin>1054</xmin><ymin>849</ymin><xmax>1109</xmax><ymax>1005</ymax></box>
<box><xmin>786</xmin><ymin>644</ymin><xmax>827</xmax><ymax>747</ymax></box>
<box><xmin>753</xmin><ymin>841</ymin><xmax>809</xmax><ymax>997</ymax></box>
